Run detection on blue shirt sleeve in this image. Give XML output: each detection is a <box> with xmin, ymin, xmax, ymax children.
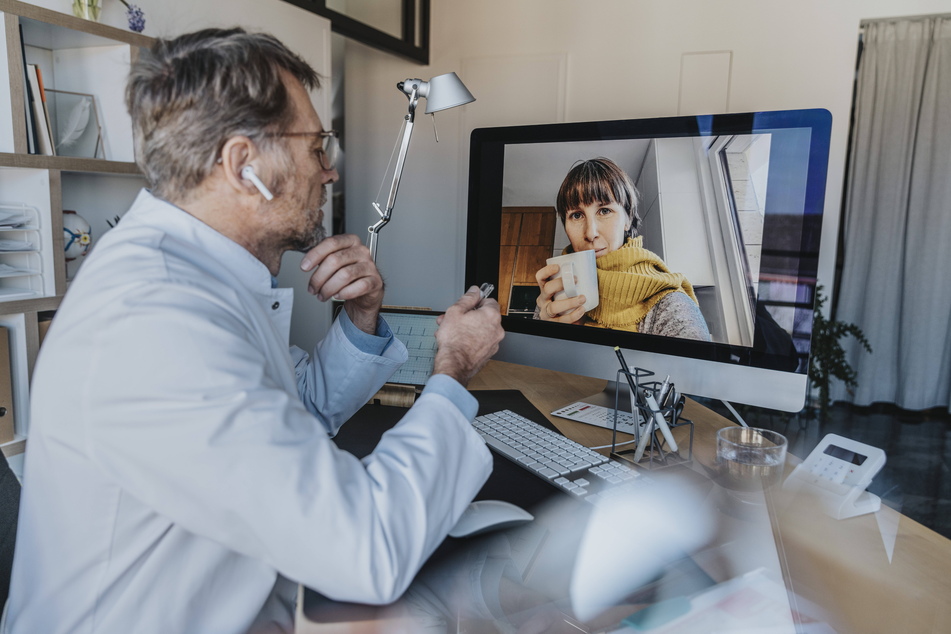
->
<box><xmin>337</xmin><ymin>308</ymin><xmax>395</xmax><ymax>357</ymax></box>
<box><xmin>422</xmin><ymin>374</ymin><xmax>478</xmax><ymax>421</ymax></box>
<box><xmin>338</xmin><ymin>310</ymin><xmax>476</xmax><ymax>420</ymax></box>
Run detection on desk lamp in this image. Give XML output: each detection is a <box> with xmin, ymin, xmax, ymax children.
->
<box><xmin>367</xmin><ymin>72</ymin><xmax>475</xmax><ymax>261</ymax></box>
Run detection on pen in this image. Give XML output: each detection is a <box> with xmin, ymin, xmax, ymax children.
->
<box><xmin>661</xmin><ymin>382</ymin><xmax>677</xmax><ymax>409</ymax></box>
<box><xmin>657</xmin><ymin>374</ymin><xmax>672</xmax><ymax>406</ymax></box>
<box><xmin>614</xmin><ymin>346</ymin><xmax>642</xmax><ymax>407</ymax></box>
<box><xmin>477</xmin><ymin>282</ymin><xmax>494</xmax><ymax>305</ymax></box>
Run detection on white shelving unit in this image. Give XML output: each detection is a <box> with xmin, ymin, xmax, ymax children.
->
<box><xmin>0</xmin><ymin>0</ymin><xmax>152</xmax><ymax>461</ymax></box>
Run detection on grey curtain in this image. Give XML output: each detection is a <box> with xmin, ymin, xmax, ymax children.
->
<box><xmin>833</xmin><ymin>16</ymin><xmax>951</xmax><ymax>411</ymax></box>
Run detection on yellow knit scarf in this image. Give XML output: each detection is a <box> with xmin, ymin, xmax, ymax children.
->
<box><xmin>582</xmin><ymin>237</ymin><xmax>699</xmax><ymax>332</ymax></box>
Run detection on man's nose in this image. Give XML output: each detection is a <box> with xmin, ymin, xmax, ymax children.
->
<box><xmin>323</xmin><ymin>167</ymin><xmax>340</xmax><ymax>184</ymax></box>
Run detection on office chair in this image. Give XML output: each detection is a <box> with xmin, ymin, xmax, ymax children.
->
<box><xmin>0</xmin><ymin>451</ymin><xmax>19</xmax><ymax>608</ymax></box>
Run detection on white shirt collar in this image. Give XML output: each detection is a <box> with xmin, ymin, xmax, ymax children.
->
<box><xmin>127</xmin><ymin>189</ymin><xmax>276</xmax><ymax>295</ymax></box>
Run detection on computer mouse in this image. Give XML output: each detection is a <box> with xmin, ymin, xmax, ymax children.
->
<box><xmin>448</xmin><ymin>499</ymin><xmax>534</xmax><ymax>538</ymax></box>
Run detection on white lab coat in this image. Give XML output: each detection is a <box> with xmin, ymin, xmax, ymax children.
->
<box><xmin>4</xmin><ymin>190</ymin><xmax>492</xmax><ymax>633</ymax></box>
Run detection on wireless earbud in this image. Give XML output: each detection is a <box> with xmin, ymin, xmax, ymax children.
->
<box><xmin>241</xmin><ymin>165</ymin><xmax>274</xmax><ymax>201</ymax></box>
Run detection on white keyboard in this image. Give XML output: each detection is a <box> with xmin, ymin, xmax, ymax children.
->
<box><xmin>472</xmin><ymin>410</ymin><xmax>649</xmax><ymax>505</ymax></box>
<box><xmin>551</xmin><ymin>401</ymin><xmax>641</xmax><ymax>434</ymax></box>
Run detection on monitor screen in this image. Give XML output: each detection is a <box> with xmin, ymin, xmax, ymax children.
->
<box><xmin>465</xmin><ymin>109</ymin><xmax>832</xmax><ymax>412</ymax></box>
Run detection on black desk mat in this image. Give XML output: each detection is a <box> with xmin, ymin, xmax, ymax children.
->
<box><xmin>331</xmin><ymin>389</ymin><xmax>565</xmax><ymax>509</ymax></box>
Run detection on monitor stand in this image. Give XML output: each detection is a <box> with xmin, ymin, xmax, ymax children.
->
<box><xmin>720</xmin><ymin>400</ymin><xmax>750</xmax><ymax>427</ymax></box>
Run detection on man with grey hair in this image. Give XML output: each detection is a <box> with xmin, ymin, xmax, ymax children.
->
<box><xmin>4</xmin><ymin>28</ymin><xmax>503</xmax><ymax>633</ymax></box>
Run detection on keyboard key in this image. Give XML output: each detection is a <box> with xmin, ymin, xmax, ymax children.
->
<box><xmin>481</xmin><ymin>435</ymin><xmax>524</xmax><ymax>461</ymax></box>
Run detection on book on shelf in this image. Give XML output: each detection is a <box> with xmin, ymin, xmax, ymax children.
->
<box><xmin>35</xmin><ymin>67</ymin><xmax>56</xmax><ymax>156</ymax></box>
<box><xmin>25</xmin><ymin>64</ymin><xmax>55</xmax><ymax>156</ymax></box>
<box><xmin>19</xmin><ymin>25</ymin><xmax>38</xmax><ymax>155</ymax></box>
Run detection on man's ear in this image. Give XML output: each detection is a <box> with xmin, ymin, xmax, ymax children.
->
<box><xmin>219</xmin><ymin>136</ymin><xmax>271</xmax><ymax>200</ymax></box>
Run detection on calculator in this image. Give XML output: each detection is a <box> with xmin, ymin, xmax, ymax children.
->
<box><xmin>551</xmin><ymin>401</ymin><xmax>642</xmax><ymax>433</ymax></box>
<box><xmin>783</xmin><ymin>433</ymin><xmax>886</xmax><ymax>519</ymax></box>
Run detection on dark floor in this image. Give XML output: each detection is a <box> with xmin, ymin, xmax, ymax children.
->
<box><xmin>694</xmin><ymin>398</ymin><xmax>951</xmax><ymax>540</ymax></box>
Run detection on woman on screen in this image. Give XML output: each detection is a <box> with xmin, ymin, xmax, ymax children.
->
<box><xmin>535</xmin><ymin>158</ymin><xmax>711</xmax><ymax>341</ymax></box>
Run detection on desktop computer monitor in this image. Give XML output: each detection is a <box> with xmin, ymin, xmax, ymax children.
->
<box><xmin>465</xmin><ymin>109</ymin><xmax>832</xmax><ymax>412</ymax></box>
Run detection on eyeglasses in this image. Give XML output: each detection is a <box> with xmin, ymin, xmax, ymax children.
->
<box><xmin>266</xmin><ymin>129</ymin><xmax>339</xmax><ymax>171</ymax></box>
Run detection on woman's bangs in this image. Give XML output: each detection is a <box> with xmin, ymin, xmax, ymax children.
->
<box><xmin>568</xmin><ymin>173</ymin><xmax>619</xmax><ymax>210</ymax></box>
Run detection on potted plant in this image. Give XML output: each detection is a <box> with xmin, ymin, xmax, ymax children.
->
<box><xmin>807</xmin><ymin>285</ymin><xmax>872</xmax><ymax>419</ymax></box>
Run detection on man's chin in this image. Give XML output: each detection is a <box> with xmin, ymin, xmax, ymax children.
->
<box><xmin>293</xmin><ymin>223</ymin><xmax>328</xmax><ymax>254</ymax></box>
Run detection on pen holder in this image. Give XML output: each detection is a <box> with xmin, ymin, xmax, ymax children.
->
<box><xmin>610</xmin><ymin>367</ymin><xmax>693</xmax><ymax>470</ymax></box>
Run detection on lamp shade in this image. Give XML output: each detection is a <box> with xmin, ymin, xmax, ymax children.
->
<box><xmin>423</xmin><ymin>72</ymin><xmax>476</xmax><ymax>114</ymax></box>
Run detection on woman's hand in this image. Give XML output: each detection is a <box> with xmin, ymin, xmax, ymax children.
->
<box><xmin>535</xmin><ymin>263</ymin><xmax>587</xmax><ymax>324</ymax></box>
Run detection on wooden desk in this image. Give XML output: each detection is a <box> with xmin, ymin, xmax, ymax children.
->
<box><xmin>469</xmin><ymin>359</ymin><xmax>727</xmax><ymax>459</ymax></box>
<box><xmin>298</xmin><ymin>360</ymin><xmax>951</xmax><ymax>633</ymax></box>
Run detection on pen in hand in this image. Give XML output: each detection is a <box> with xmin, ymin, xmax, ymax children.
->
<box><xmin>477</xmin><ymin>283</ymin><xmax>494</xmax><ymax>306</ymax></box>
<box><xmin>439</xmin><ymin>283</ymin><xmax>495</xmax><ymax>326</ymax></box>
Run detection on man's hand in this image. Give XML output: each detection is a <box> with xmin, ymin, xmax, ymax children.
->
<box><xmin>433</xmin><ymin>286</ymin><xmax>504</xmax><ymax>387</ymax></box>
<box><xmin>300</xmin><ymin>234</ymin><xmax>384</xmax><ymax>334</ymax></box>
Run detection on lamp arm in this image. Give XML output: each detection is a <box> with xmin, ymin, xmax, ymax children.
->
<box><xmin>367</xmin><ymin>86</ymin><xmax>420</xmax><ymax>261</ymax></box>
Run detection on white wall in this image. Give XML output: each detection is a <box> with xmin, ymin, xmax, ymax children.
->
<box><xmin>344</xmin><ymin>0</ymin><xmax>951</xmax><ymax>313</ymax></box>
<box><xmin>23</xmin><ymin>0</ymin><xmax>335</xmax><ymax>350</ymax></box>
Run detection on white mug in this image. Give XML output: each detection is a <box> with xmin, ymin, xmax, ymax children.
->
<box><xmin>547</xmin><ymin>250</ymin><xmax>599</xmax><ymax>312</ymax></box>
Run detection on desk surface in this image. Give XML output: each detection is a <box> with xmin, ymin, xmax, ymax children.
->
<box><xmin>298</xmin><ymin>360</ymin><xmax>951</xmax><ymax>633</ymax></box>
